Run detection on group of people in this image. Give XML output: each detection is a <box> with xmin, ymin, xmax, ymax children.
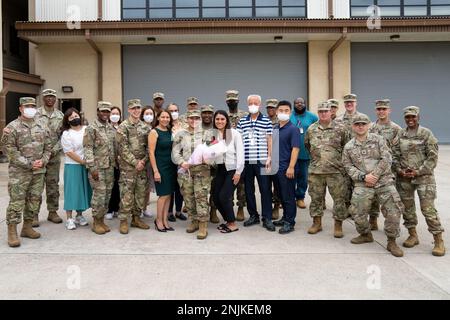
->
<box><xmin>0</xmin><ymin>88</ymin><xmax>445</xmax><ymax>258</ymax></box>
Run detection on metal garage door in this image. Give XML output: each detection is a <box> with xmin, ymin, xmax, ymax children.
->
<box><xmin>351</xmin><ymin>42</ymin><xmax>450</xmax><ymax>143</ymax></box>
<box><xmin>122</xmin><ymin>43</ymin><xmax>307</xmax><ymax>113</ymax></box>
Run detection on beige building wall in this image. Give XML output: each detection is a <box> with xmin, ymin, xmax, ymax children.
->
<box><xmin>308</xmin><ymin>40</ymin><xmax>351</xmax><ymax>115</ymax></box>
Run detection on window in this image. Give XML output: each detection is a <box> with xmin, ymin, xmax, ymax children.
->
<box><xmin>350</xmin><ymin>0</ymin><xmax>450</xmax><ymax>17</ymax></box>
<box><xmin>122</xmin><ymin>0</ymin><xmax>307</xmax><ymax>19</ymax></box>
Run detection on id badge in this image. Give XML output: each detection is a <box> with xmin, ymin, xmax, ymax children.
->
<box><xmin>250</xmin><ymin>138</ymin><xmax>256</xmax><ymax>146</ymax></box>
<box><xmin>300</xmin><ymin>127</ymin><xmax>304</xmax><ymax>134</ymax></box>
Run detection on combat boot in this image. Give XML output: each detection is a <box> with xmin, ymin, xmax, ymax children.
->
<box><xmin>32</xmin><ymin>214</ymin><xmax>39</xmax><ymax>228</ymax></box>
<box><xmin>99</xmin><ymin>216</ymin><xmax>111</xmax><ymax>233</ymax></box>
<box><xmin>209</xmin><ymin>208</ymin><xmax>220</xmax><ymax>224</ymax></box>
<box><xmin>20</xmin><ymin>220</ymin><xmax>41</xmax><ymax>239</ymax></box>
<box><xmin>197</xmin><ymin>221</ymin><xmax>208</xmax><ymax>240</ymax></box>
<box><xmin>236</xmin><ymin>207</ymin><xmax>245</xmax><ymax>221</ymax></box>
<box><xmin>403</xmin><ymin>227</ymin><xmax>419</xmax><ymax>248</ymax></box>
<box><xmin>432</xmin><ymin>233</ymin><xmax>446</xmax><ymax>257</ymax></box>
<box><xmin>308</xmin><ymin>216</ymin><xmax>322</xmax><ymax>234</ymax></box>
<box><xmin>119</xmin><ymin>220</ymin><xmax>129</xmax><ymax>234</ymax></box>
<box><xmin>131</xmin><ymin>215</ymin><xmax>150</xmax><ymax>229</ymax></box>
<box><xmin>272</xmin><ymin>205</ymin><xmax>280</xmax><ymax>221</ymax></box>
<box><xmin>369</xmin><ymin>216</ymin><xmax>378</xmax><ymax>231</ymax></box>
<box><xmin>186</xmin><ymin>220</ymin><xmax>199</xmax><ymax>233</ymax></box>
<box><xmin>92</xmin><ymin>217</ymin><xmax>106</xmax><ymax>235</ymax></box>
<box><xmin>387</xmin><ymin>237</ymin><xmax>404</xmax><ymax>257</ymax></box>
<box><xmin>351</xmin><ymin>232</ymin><xmax>374</xmax><ymax>244</ymax></box>
<box><xmin>334</xmin><ymin>220</ymin><xmax>343</xmax><ymax>238</ymax></box>
<box><xmin>47</xmin><ymin>211</ymin><xmax>63</xmax><ymax>224</ymax></box>
<box><xmin>8</xmin><ymin>224</ymin><xmax>20</xmax><ymax>247</ymax></box>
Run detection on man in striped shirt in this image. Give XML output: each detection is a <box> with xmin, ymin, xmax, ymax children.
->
<box><xmin>237</xmin><ymin>94</ymin><xmax>274</xmax><ymax>231</ymax></box>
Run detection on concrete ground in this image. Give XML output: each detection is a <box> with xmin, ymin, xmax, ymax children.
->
<box><xmin>0</xmin><ymin>147</ymin><xmax>450</xmax><ymax>300</ymax></box>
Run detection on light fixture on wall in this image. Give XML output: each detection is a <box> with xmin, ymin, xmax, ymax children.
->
<box><xmin>274</xmin><ymin>36</ymin><xmax>283</xmax><ymax>42</ymax></box>
<box><xmin>390</xmin><ymin>34</ymin><xmax>400</xmax><ymax>41</ymax></box>
<box><xmin>147</xmin><ymin>37</ymin><xmax>156</xmax><ymax>43</ymax></box>
<box><xmin>62</xmin><ymin>86</ymin><xmax>73</xmax><ymax>93</ymax></box>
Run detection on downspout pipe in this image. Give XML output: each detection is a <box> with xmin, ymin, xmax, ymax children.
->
<box><xmin>328</xmin><ymin>27</ymin><xmax>347</xmax><ymax>99</ymax></box>
<box><xmin>85</xmin><ymin>29</ymin><xmax>103</xmax><ymax>101</ymax></box>
<box><xmin>98</xmin><ymin>0</ymin><xmax>103</xmax><ymax>21</ymax></box>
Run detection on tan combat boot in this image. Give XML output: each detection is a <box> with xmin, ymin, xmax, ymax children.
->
<box><xmin>119</xmin><ymin>220</ymin><xmax>129</xmax><ymax>234</ymax></box>
<box><xmin>272</xmin><ymin>205</ymin><xmax>280</xmax><ymax>221</ymax></box>
<box><xmin>369</xmin><ymin>216</ymin><xmax>378</xmax><ymax>231</ymax></box>
<box><xmin>403</xmin><ymin>227</ymin><xmax>419</xmax><ymax>248</ymax></box>
<box><xmin>32</xmin><ymin>214</ymin><xmax>39</xmax><ymax>228</ymax></box>
<box><xmin>99</xmin><ymin>216</ymin><xmax>111</xmax><ymax>233</ymax></box>
<box><xmin>387</xmin><ymin>237</ymin><xmax>404</xmax><ymax>257</ymax></box>
<box><xmin>186</xmin><ymin>220</ymin><xmax>199</xmax><ymax>233</ymax></box>
<box><xmin>131</xmin><ymin>216</ymin><xmax>150</xmax><ymax>229</ymax></box>
<box><xmin>20</xmin><ymin>220</ymin><xmax>41</xmax><ymax>239</ymax></box>
<box><xmin>197</xmin><ymin>221</ymin><xmax>208</xmax><ymax>240</ymax></box>
<box><xmin>8</xmin><ymin>224</ymin><xmax>20</xmax><ymax>247</ymax></box>
<box><xmin>334</xmin><ymin>220</ymin><xmax>343</xmax><ymax>238</ymax></box>
<box><xmin>308</xmin><ymin>216</ymin><xmax>322</xmax><ymax>234</ymax></box>
<box><xmin>432</xmin><ymin>233</ymin><xmax>446</xmax><ymax>257</ymax></box>
<box><xmin>351</xmin><ymin>232</ymin><xmax>374</xmax><ymax>244</ymax></box>
<box><xmin>236</xmin><ymin>207</ymin><xmax>245</xmax><ymax>221</ymax></box>
<box><xmin>92</xmin><ymin>217</ymin><xmax>106</xmax><ymax>235</ymax></box>
<box><xmin>209</xmin><ymin>208</ymin><xmax>220</xmax><ymax>224</ymax></box>
<box><xmin>297</xmin><ymin>199</ymin><xmax>306</xmax><ymax>209</ymax></box>
<box><xmin>47</xmin><ymin>211</ymin><xmax>63</xmax><ymax>224</ymax></box>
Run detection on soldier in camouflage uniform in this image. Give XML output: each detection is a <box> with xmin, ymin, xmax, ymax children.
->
<box><xmin>83</xmin><ymin>101</ymin><xmax>116</xmax><ymax>235</ymax></box>
<box><xmin>172</xmin><ymin>110</ymin><xmax>214</xmax><ymax>240</ymax></box>
<box><xmin>393</xmin><ymin>106</ymin><xmax>445</xmax><ymax>256</ymax></box>
<box><xmin>2</xmin><ymin>97</ymin><xmax>52</xmax><ymax>247</ymax></box>
<box><xmin>35</xmin><ymin>89</ymin><xmax>64</xmax><ymax>226</ymax></box>
<box><xmin>226</xmin><ymin>90</ymin><xmax>248</xmax><ymax>221</ymax></box>
<box><xmin>342</xmin><ymin>113</ymin><xmax>404</xmax><ymax>257</ymax></box>
<box><xmin>304</xmin><ymin>102</ymin><xmax>350</xmax><ymax>238</ymax></box>
<box><xmin>367</xmin><ymin>99</ymin><xmax>401</xmax><ymax>230</ymax></box>
<box><xmin>116</xmin><ymin>99</ymin><xmax>151</xmax><ymax>234</ymax></box>
<box><xmin>327</xmin><ymin>98</ymin><xmax>339</xmax><ymax>121</ymax></box>
<box><xmin>179</xmin><ymin>97</ymin><xmax>200</xmax><ymax>129</ymax></box>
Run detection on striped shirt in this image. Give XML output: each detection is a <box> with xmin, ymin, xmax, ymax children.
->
<box><xmin>237</xmin><ymin>113</ymin><xmax>273</xmax><ymax>162</ymax></box>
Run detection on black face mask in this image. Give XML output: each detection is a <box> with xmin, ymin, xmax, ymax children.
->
<box><xmin>227</xmin><ymin>101</ymin><xmax>238</xmax><ymax>110</ymax></box>
<box><xmin>69</xmin><ymin>118</ymin><xmax>81</xmax><ymax>127</ymax></box>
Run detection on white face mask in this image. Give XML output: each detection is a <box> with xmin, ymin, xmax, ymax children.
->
<box><xmin>171</xmin><ymin>112</ymin><xmax>179</xmax><ymax>120</ymax></box>
<box><xmin>110</xmin><ymin>114</ymin><xmax>120</xmax><ymax>123</ymax></box>
<box><xmin>277</xmin><ymin>113</ymin><xmax>290</xmax><ymax>122</ymax></box>
<box><xmin>23</xmin><ymin>107</ymin><xmax>37</xmax><ymax>119</ymax></box>
<box><xmin>248</xmin><ymin>104</ymin><xmax>260</xmax><ymax>114</ymax></box>
<box><xmin>144</xmin><ymin>115</ymin><xmax>154</xmax><ymax>123</ymax></box>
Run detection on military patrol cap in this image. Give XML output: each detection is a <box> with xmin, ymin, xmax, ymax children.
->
<box><xmin>20</xmin><ymin>97</ymin><xmax>36</xmax><ymax>106</ymax></box>
<box><xmin>153</xmin><ymin>92</ymin><xmax>165</xmax><ymax>100</ymax></box>
<box><xmin>343</xmin><ymin>93</ymin><xmax>357</xmax><ymax>102</ymax></box>
<box><xmin>187</xmin><ymin>110</ymin><xmax>201</xmax><ymax>118</ymax></box>
<box><xmin>201</xmin><ymin>105</ymin><xmax>214</xmax><ymax>113</ymax></box>
<box><xmin>352</xmin><ymin>113</ymin><xmax>371</xmax><ymax>124</ymax></box>
<box><xmin>226</xmin><ymin>90</ymin><xmax>239</xmax><ymax>101</ymax></box>
<box><xmin>187</xmin><ymin>97</ymin><xmax>199</xmax><ymax>105</ymax></box>
<box><xmin>41</xmin><ymin>89</ymin><xmax>57</xmax><ymax>97</ymax></box>
<box><xmin>317</xmin><ymin>102</ymin><xmax>331</xmax><ymax>111</ymax></box>
<box><xmin>265</xmin><ymin>99</ymin><xmax>279</xmax><ymax>108</ymax></box>
<box><xmin>97</xmin><ymin>101</ymin><xmax>112</xmax><ymax>112</ymax></box>
<box><xmin>403</xmin><ymin>106</ymin><xmax>420</xmax><ymax>116</ymax></box>
<box><xmin>327</xmin><ymin>99</ymin><xmax>339</xmax><ymax>108</ymax></box>
<box><xmin>375</xmin><ymin>99</ymin><xmax>391</xmax><ymax>108</ymax></box>
<box><xmin>127</xmin><ymin>99</ymin><xmax>143</xmax><ymax>109</ymax></box>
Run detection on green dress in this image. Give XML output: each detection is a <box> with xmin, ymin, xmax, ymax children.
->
<box><xmin>154</xmin><ymin>127</ymin><xmax>176</xmax><ymax>196</ymax></box>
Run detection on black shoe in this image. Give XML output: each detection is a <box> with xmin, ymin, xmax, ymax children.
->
<box><xmin>273</xmin><ymin>219</ymin><xmax>285</xmax><ymax>227</ymax></box>
<box><xmin>243</xmin><ymin>215</ymin><xmax>260</xmax><ymax>227</ymax></box>
<box><xmin>168</xmin><ymin>214</ymin><xmax>176</xmax><ymax>222</ymax></box>
<box><xmin>279</xmin><ymin>223</ymin><xmax>295</xmax><ymax>234</ymax></box>
<box><xmin>175</xmin><ymin>212</ymin><xmax>187</xmax><ymax>221</ymax></box>
<box><xmin>165</xmin><ymin>226</ymin><xmax>175</xmax><ymax>231</ymax></box>
<box><xmin>262</xmin><ymin>220</ymin><xmax>276</xmax><ymax>232</ymax></box>
<box><xmin>154</xmin><ymin>221</ymin><xmax>167</xmax><ymax>232</ymax></box>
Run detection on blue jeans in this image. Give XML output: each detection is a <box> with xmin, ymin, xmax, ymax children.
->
<box><xmin>273</xmin><ymin>170</ymin><xmax>297</xmax><ymax>226</ymax></box>
<box><xmin>243</xmin><ymin>162</ymin><xmax>273</xmax><ymax>221</ymax></box>
<box><xmin>295</xmin><ymin>159</ymin><xmax>309</xmax><ymax>200</ymax></box>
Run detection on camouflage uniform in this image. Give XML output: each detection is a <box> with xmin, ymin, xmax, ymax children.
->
<box><xmin>172</xmin><ymin>117</ymin><xmax>214</xmax><ymax>223</ymax></box>
<box><xmin>83</xmin><ymin>117</ymin><xmax>116</xmax><ymax>219</ymax></box>
<box><xmin>116</xmin><ymin>117</ymin><xmax>150</xmax><ymax>221</ymax></box>
<box><xmin>2</xmin><ymin>103</ymin><xmax>52</xmax><ymax>225</ymax></box>
<box><xmin>343</xmin><ymin>118</ymin><xmax>403</xmax><ymax>239</ymax></box>
<box><xmin>305</xmin><ymin>113</ymin><xmax>350</xmax><ymax>222</ymax></box>
<box><xmin>266</xmin><ymin>99</ymin><xmax>281</xmax><ymax>211</ymax></box>
<box><xmin>179</xmin><ymin>96</ymin><xmax>199</xmax><ymax>130</ymax></box>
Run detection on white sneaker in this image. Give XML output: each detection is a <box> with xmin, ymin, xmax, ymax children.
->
<box><xmin>105</xmin><ymin>212</ymin><xmax>113</xmax><ymax>220</ymax></box>
<box><xmin>75</xmin><ymin>215</ymin><xmax>88</xmax><ymax>226</ymax></box>
<box><xmin>113</xmin><ymin>211</ymin><xmax>119</xmax><ymax>218</ymax></box>
<box><xmin>143</xmin><ymin>210</ymin><xmax>153</xmax><ymax>218</ymax></box>
<box><xmin>66</xmin><ymin>218</ymin><xmax>77</xmax><ymax>230</ymax></box>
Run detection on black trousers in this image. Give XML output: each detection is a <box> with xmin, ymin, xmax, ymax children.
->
<box><xmin>107</xmin><ymin>167</ymin><xmax>120</xmax><ymax>213</ymax></box>
<box><xmin>213</xmin><ymin>164</ymin><xmax>237</xmax><ymax>223</ymax></box>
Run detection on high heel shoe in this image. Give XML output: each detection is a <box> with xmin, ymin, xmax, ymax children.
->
<box><xmin>165</xmin><ymin>226</ymin><xmax>175</xmax><ymax>231</ymax></box>
<box><xmin>154</xmin><ymin>221</ymin><xmax>167</xmax><ymax>232</ymax></box>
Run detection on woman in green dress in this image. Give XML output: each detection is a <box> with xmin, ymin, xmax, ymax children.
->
<box><xmin>148</xmin><ymin>110</ymin><xmax>177</xmax><ymax>232</ymax></box>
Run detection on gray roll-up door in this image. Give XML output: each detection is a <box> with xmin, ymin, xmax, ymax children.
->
<box><xmin>351</xmin><ymin>42</ymin><xmax>450</xmax><ymax>143</ymax></box>
<box><xmin>122</xmin><ymin>43</ymin><xmax>308</xmax><ymax>113</ymax></box>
